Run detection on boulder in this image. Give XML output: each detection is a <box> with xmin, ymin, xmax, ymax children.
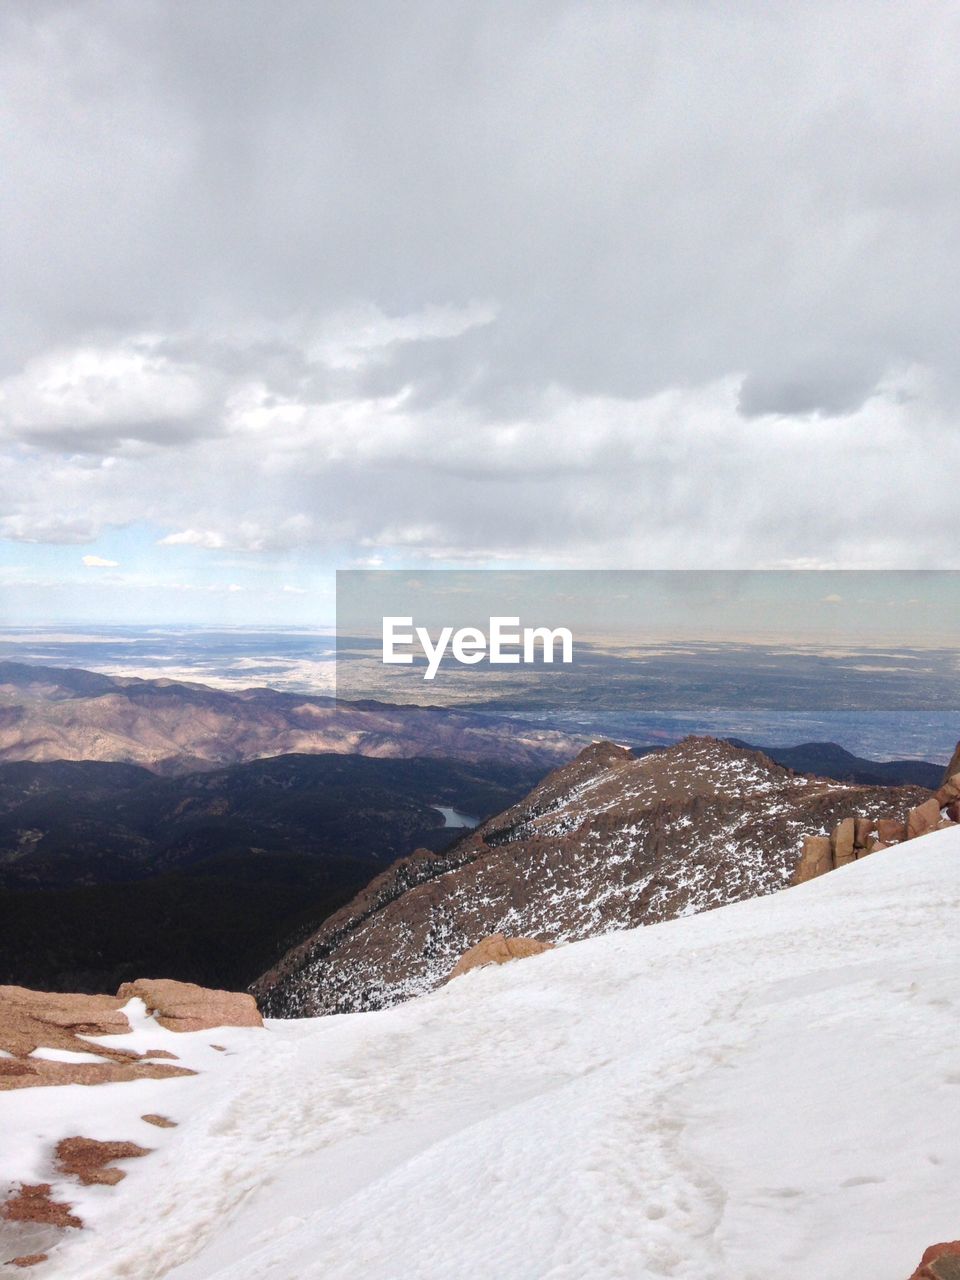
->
<box><xmin>448</xmin><ymin>933</ymin><xmax>553</xmax><ymax>980</ymax></box>
<box><xmin>831</xmin><ymin>817</ymin><xmax>856</xmax><ymax>866</ymax></box>
<box><xmin>908</xmin><ymin>1241</ymin><xmax>960</xmax><ymax>1279</ymax></box>
<box><xmin>943</xmin><ymin>741</ymin><xmax>960</xmax><ymax>786</ymax></box>
<box><xmin>936</xmin><ymin>773</ymin><xmax>960</xmax><ymax>807</ymax></box>
<box><xmin>877</xmin><ymin>817</ymin><xmax>907</xmax><ymax>844</ymax></box>
<box><xmin>907</xmin><ymin>797</ymin><xmax>943</xmax><ymax>840</ymax></box>
<box><xmin>116</xmin><ymin>979</ymin><xmax>263</xmax><ymax>1032</ymax></box>
<box><xmin>854</xmin><ymin>817</ymin><xmax>876</xmax><ymax>848</ymax></box>
<box><xmin>947</xmin><ymin>802</ymin><xmax>960</xmax><ymax>824</ymax></box>
<box><xmin>793</xmin><ymin>835</ymin><xmax>833</xmax><ymax>883</ymax></box>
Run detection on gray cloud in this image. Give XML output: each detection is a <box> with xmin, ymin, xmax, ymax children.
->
<box><xmin>2</xmin><ymin>0</ymin><xmax>960</xmax><ymax>571</ymax></box>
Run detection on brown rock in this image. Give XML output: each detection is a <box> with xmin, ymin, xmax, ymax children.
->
<box><xmin>877</xmin><ymin>816</ymin><xmax>907</xmax><ymax>844</ymax></box>
<box><xmin>936</xmin><ymin>774</ymin><xmax>960</xmax><ymax>807</ymax></box>
<box><xmin>907</xmin><ymin>797</ymin><xmax>943</xmax><ymax>840</ymax></box>
<box><xmin>947</xmin><ymin>802</ymin><xmax>960</xmax><ymax>824</ymax></box>
<box><xmin>0</xmin><ymin>1057</ymin><xmax>194</xmax><ymax>1092</ymax></box>
<box><xmin>1</xmin><ymin>1184</ymin><xmax>81</xmax><ymax>1231</ymax></box>
<box><xmin>793</xmin><ymin>835</ymin><xmax>833</xmax><ymax>883</ymax></box>
<box><xmin>141</xmin><ymin>1113</ymin><xmax>177</xmax><ymax>1128</ymax></box>
<box><xmin>909</xmin><ymin>1240</ymin><xmax>960</xmax><ymax>1279</ymax></box>
<box><xmin>854</xmin><ymin>817</ymin><xmax>875</xmax><ymax>848</ymax></box>
<box><xmin>116</xmin><ymin>979</ymin><xmax>262</xmax><ymax>1032</ymax></box>
<box><xmin>448</xmin><ymin>933</ymin><xmax>553</xmax><ymax>980</ymax></box>
<box><xmin>831</xmin><ymin>817</ymin><xmax>856</xmax><ymax>865</ymax></box>
<box><xmin>55</xmin><ymin>1137</ymin><xmax>151</xmax><ymax>1187</ymax></box>
<box><xmin>9</xmin><ymin>1256</ymin><xmax>49</xmax><ymax>1268</ymax></box>
<box><xmin>0</xmin><ymin>986</ymin><xmax>133</xmax><ymax>1061</ymax></box>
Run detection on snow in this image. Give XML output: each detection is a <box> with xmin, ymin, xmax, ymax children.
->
<box><xmin>3</xmin><ymin>827</ymin><xmax>959</xmax><ymax>1279</ymax></box>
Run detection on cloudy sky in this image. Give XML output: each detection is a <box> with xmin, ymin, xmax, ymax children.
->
<box><xmin>2</xmin><ymin>0</ymin><xmax>960</xmax><ymax>622</ymax></box>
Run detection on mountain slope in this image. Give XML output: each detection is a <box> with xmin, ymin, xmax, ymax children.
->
<box><xmin>4</xmin><ymin>826</ymin><xmax>959</xmax><ymax>1279</ymax></box>
<box><xmin>0</xmin><ymin>662</ymin><xmax>582</xmax><ymax>774</ymax></box>
<box><xmin>254</xmin><ymin>736</ymin><xmax>931</xmax><ymax>1015</ymax></box>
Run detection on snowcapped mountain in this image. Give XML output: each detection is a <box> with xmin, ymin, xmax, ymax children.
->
<box><xmin>254</xmin><ymin>736</ymin><xmax>930</xmax><ymax>1016</ymax></box>
<box><xmin>2</xmin><ymin>824</ymin><xmax>958</xmax><ymax>1278</ymax></box>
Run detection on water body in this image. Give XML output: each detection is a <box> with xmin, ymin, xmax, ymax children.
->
<box><xmin>433</xmin><ymin>806</ymin><xmax>478</xmax><ymax>829</ymax></box>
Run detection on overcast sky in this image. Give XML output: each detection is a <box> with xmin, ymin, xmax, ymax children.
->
<box><xmin>2</xmin><ymin>0</ymin><xmax>960</xmax><ymax>622</ymax></box>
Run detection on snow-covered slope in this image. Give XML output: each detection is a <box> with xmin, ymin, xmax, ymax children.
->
<box><xmin>256</xmin><ymin>737</ymin><xmax>930</xmax><ymax>1017</ymax></box>
<box><xmin>4</xmin><ymin>826</ymin><xmax>960</xmax><ymax>1280</ymax></box>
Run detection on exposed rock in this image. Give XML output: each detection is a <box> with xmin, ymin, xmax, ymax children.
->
<box><xmin>947</xmin><ymin>802</ymin><xmax>960</xmax><ymax>824</ymax></box>
<box><xmin>794</xmin><ymin>835</ymin><xmax>832</xmax><ymax>883</ymax></box>
<box><xmin>0</xmin><ymin>986</ymin><xmax>133</xmax><ymax>1061</ymax></box>
<box><xmin>831</xmin><ymin>817</ymin><xmax>856</xmax><ymax>865</ymax></box>
<box><xmin>854</xmin><ymin>816</ymin><xmax>875</xmax><ymax>847</ymax></box>
<box><xmin>116</xmin><ymin>979</ymin><xmax>262</xmax><ymax>1032</ymax></box>
<box><xmin>0</xmin><ymin>1184</ymin><xmax>81</xmax><ymax>1231</ymax></box>
<box><xmin>141</xmin><ymin>1114</ymin><xmax>177</xmax><ymax>1129</ymax></box>
<box><xmin>9</xmin><ymin>1255</ymin><xmax>49</xmax><ymax>1269</ymax></box>
<box><xmin>943</xmin><ymin>741</ymin><xmax>960</xmax><ymax>786</ymax></box>
<box><xmin>907</xmin><ymin>797</ymin><xmax>943</xmax><ymax>840</ymax></box>
<box><xmin>878</xmin><ymin>816</ymin><xmax>908</xmax><ymax>844</ymax></box>
<box><xmin>55</xmin><ymin>1137</ymin><xmax>151</xmax><ymax>1187</ymax></box>
<box><xmin>448</xmin><ymin>934</ymin><xmax>553</xmax><ymax>980</ymax></box>
<box><xmin>936</xmin><ymin>773</ymin><xmax>960</xmax><ymax>806</ymax></box>
<box><xmin>909</xmin><ymin>1240</ymin><xmax>960</xmax><ymax>1279</ymax></box>
<box><xmin>0</xmin><ymin>1056</ymin><xmax>194</xmax><ymax>1092</ymax></box>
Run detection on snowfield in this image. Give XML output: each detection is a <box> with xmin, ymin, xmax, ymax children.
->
<box><xmin>4</xmin><ymin>826</ymin><xmax>959</xmax><ymax>1279</ymax></box>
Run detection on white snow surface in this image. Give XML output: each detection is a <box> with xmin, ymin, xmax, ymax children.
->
<box><xmin>3</xmin><ymin>827</ymin><xmax>959</xmax><ymax>1279</ymax></box>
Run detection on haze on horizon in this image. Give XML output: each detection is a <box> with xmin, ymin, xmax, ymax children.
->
<box><xmin>2</xmin><ymin>2</ymin><xmax>960</xmax><ymax>625</ymax></box>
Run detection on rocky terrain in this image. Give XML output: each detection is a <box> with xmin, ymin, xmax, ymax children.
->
<box><xmin>253</xmin><ymin>735</ymin><xmax>932</xmax><ymax>1016</ymax></box>
<box><xmin>0</xmin><ymin>662</ymin><xmax>583</xmax><ymax>775</ymax></box>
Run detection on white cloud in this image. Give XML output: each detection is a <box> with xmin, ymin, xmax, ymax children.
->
<box><xmin>2</xmin><ymin>3</ymin><xmax>960</xmax><ymax>582</ymax></box>
<box><xmin>81</xmin><ymin>554</ymin><xmax>119</xmax><ymax>568</ymax></box>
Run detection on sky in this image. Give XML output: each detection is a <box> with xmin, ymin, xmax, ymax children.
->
<box><xmin>2</xmin><ymin>1</ymin><xmax>960</xmax><ymax>623</ymax></box>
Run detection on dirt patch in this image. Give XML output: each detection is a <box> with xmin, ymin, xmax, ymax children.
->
<box><xmin>1</xmin><ymin>1185</ymin><xmax>81</xmax><ymax>1232</ymax></box>
<box><xmin>55</xmin><ymin>1138</ymin><xmax>151</xmax><ymax>1187</ymax></box>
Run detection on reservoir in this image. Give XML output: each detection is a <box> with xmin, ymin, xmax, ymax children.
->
<box><xmin>433</xmin><ymin>805</ymin><xmax>478</xmax><ymax>829</ymax></box>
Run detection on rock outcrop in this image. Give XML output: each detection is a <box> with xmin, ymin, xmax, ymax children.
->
<box><xmin>255</xmin><ymin>737</ymin><xmax>932</xmax><ymax>1017</ymax></box>
<box><xmin>115</xmin><ymin>979</ymin><xmax>262</xmax><ymax>1032</ymax></box>
<box><xmin>908</xmin><ymin>1241</ymin><xmax>960</xmax><ymax>1279</ymax></box>
<box><xmin>794</xmin><ymin>785</ymin><xmax>960</xmax><ymax>884</ymax></box>
<box><xmin>0</xmin><ymin>978</ymin><xmax>261</xmax><ymax>1090</ymax></box>
<box><xmin>448</xmin><ymin>934</ymin><xmax>553</xmax><ymax>979</ymax></box>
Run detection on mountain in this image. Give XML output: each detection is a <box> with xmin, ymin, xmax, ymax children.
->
<box><xmin>0</xmin><ymin>753</ymin><xmax>545</xmax><ymax>994</ymax></box>
<box><xmin>727</xmin><ymin>738</ymin><xmax>945</xmax><ymax>788</ymax></box>
<box><xmin>0</xmin><ymin>661</ymin><xmax>583</xmax><ymax>774</ymax></box>
<box><xmin>254</xmin><ymin>736</ymin><xmax>931</xmax><ymax>1016</ymax></box>
<box><xmin>4</xmin><ymin>825</ymin><xmax>959</xmax><ymax>1278</ymax></box>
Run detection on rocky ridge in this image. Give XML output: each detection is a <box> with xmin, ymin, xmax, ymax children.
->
<box><xmin>253</xmin><ymin>736</ymin><xmax>931</xmax><ymax>1017</ymax></box>
<box><xmin>795</xmin><ymin>754</ymin><xmax>960</xmax><ymax>883</ymax></box>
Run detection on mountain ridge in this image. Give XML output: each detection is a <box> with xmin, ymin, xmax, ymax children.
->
<box><xmin>254</xmin><ymin>735</ymin><xmax>931</xmax><ymax>1016</ymax></box>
